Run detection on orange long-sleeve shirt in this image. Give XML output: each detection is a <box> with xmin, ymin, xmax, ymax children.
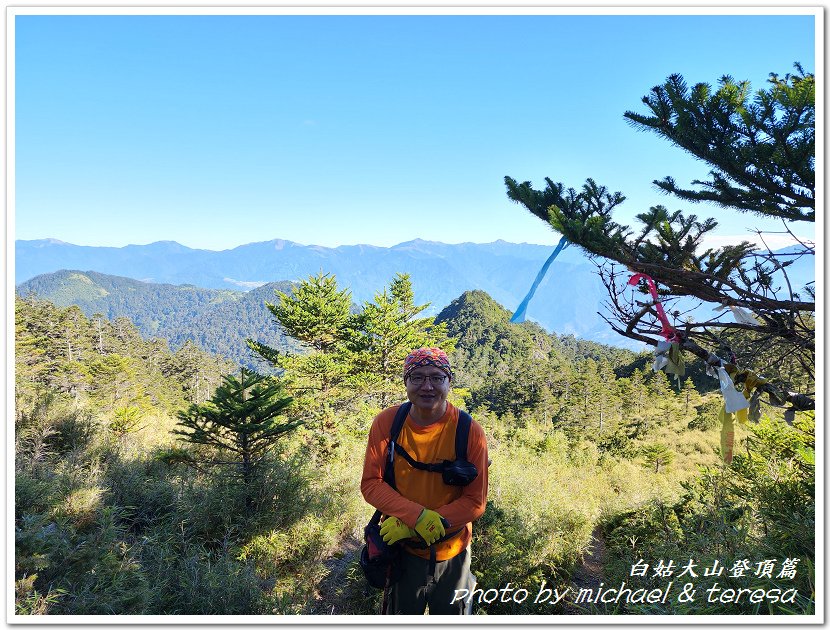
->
<box><xmin>361</xmin><ymin>402</ymin><xmax>489</xmax><ymax>561</ymax></box>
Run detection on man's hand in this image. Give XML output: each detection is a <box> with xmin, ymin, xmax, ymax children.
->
<box><xmin>415</xmin><ymin>509</ymin><xmax>446</xmax><ymax>545</ymax></box>
<box><xmin>379</xmin><ymin>516</ymin><xmax>415</xmax><ymax>545</ymax></box>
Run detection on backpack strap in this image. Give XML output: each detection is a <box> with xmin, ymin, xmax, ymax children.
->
<box><xmin>392</xmin><ymin>443</ymin><xmax>445</xmax><ymax>472</ymax></box>
<box><xmin>390</xmin><ymin>401</ymin><xmax>411</xmax><ymax>443</ymax></box>
<box><xmin>383</xmin><ymin>402</ymin><xmax>412</xmax><ymax>491</ymax></box>
<box><xmin>371</xmin><ymin>402</ymin><xmax>412</xmax><ymax>525</ymax></box>
<box><xmin>455</xmin><ymin>409</ymin><xmax>472</xmax><ymax>461</ymax></box>
<box><xmin>374</xmin><ymin>404</ymin><xmax>472</xmax><ymax>528</ymax></box>
<box><xmin>393</xmin><ymin>408</ymin><xmax>472</xmax><ymax>470</ymax></box>
<box><xmin>388</xmin><ymin>403</ymin><xmax>474</xmax><ymax>477</ymax></box>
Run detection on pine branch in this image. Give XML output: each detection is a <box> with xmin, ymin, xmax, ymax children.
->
<box><xmin>624</xmin><ymin>66</ymin><xmax>814</xmax><ymax>222</ymax></box>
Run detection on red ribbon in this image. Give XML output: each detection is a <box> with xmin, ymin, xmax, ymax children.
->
<box><xmin>628</xmin><ymin>273</ymin><xmax>679</xmax><ymax>342</ymax></box>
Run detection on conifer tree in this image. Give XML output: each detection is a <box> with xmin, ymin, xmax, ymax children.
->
<box><xmin>595</xmin><ymin>359</ymin><xmax>623</xmax><ymax>433</ymax></box>
<box><xmin>505</xmin><ymin>64</ymin><xmax>814</xmax><ymax>414</ymax></box>
<box><xmin>15</xmin><ymin>296</ymin><xmax>58</xmax><ymax>393</ymax></box>
<box><xmin>174</xmin><ymin>369</ymin><xmax>298</xmax><ymax>509</ymax></box>
<box><xmin>251</xmin><ymin>272</ymin><xmax>454</xmax><ymax>411</ymax></box>
<box><xmin>349</xmin><ymin>273</ymin><xmax>454</xmax><ymax>406</ymax></box>
<box><xmin>165</xmin><ymin>339</ymin><xmax>232</xmax><ymax>404</ymax></box>
<box><xmin>109</xmin><ymin>405</ymin><xmax>144</xmax><ymax>446</ymax></box>
<box><xmin>247</xmin><ymin>273</ymin><xmax>356</xmax><ymax>455</ymax></box>
<box><xmin>266</xmin><ymin>271</ymin><xmax>352</xmax><ymax>354</ymax></box>
<box><xmin>616</xmin><ymin>367</ymin><xmax>647</xmax><ymax>416</ymax></box>
<box><xmin>648</xmin><ymin>370</ymin><xmax>673</xmax><ymax>400</ymax></box>
<box><xmin>626</xmin><ymin>66</ymin><xmax>813</xmax><ymax>222</ymax></box>
<box><xmin>249</xmin><ymin>272</ymin><xmax>354</xmax><ymax>398</ymax></box>
<box><xmin>641</xmin><ymin>442</ymin><xmax>675</xmax><ymax>473</ymax></box>
<box><xmin>87</xmin><ymin>354</ymin><xmax>145</xmax><ymax>412</ymax></box>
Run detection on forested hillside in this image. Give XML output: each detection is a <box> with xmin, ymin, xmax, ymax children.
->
<box><xmin>17</xmin><ymin>271</ymin><xmax>301</xmax><ymax>370</ymax></box>
<box><xmin>14</xmin><ymin>270</ymin><xmax>814</xmax><ymax>616</ymax></box>
<box><xmin>14</xmin><ymin>239</ymin><xmax>634</xmax><ymax>346</ymax></box>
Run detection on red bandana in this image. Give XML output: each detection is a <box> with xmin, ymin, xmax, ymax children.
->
<box><xmin>403</xmin><ymin>347</ymin><xmax>453</xmax><ymax>380</ymax></box>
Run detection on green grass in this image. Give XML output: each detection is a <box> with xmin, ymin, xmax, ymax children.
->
<box><xmin>14</xmin><ymin>388</ymin><xmax>813</xmax><ymax>616</ymax></box>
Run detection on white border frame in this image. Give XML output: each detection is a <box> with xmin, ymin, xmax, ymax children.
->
<box><xmin>5</xmin><ymin>3</ymin><xmax>823</xmax><ymax>626</ymax></box>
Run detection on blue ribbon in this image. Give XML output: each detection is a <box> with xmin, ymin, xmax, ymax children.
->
<box><xmin>510</xmin><ymin>235</ymin><xmax>569</xmax><ymax>323</ymax></box>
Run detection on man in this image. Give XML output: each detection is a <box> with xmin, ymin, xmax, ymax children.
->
<box><xmin>361</xmin><ymin>347</ymin><xmax>489</xmax><ymax>614</ymax></box>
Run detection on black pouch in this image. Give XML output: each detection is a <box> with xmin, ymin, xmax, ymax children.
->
<box><xmin>441</xmin><ymin>459</ymin><xmax>478</xmax><ymax>486</ymax></box>
<box><xmin>359</xmin><ymin>521</ymin><xmax>402</xmax><ymax>589</ymax></box>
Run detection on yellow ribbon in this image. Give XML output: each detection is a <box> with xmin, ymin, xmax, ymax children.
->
<box><xmin>719</xmin><ymin>406</ymin><xmax>735</xmax><ymax>464</ymax></box>
<box><xmin>733</xmin><ymin>370</ymin><xmax>767</xmax><ymax>425</ymax></box>
<box><xmin>719</xmin><ymin>369</ymin><xmax>769</xmax><ymax>463</ymax></box>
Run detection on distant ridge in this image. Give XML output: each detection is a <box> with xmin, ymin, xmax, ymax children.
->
<box><xmin>16</xmin><ymin>237</ymin><xmax>613</xmax><ymax>342</ymax></box>
<box><xmin>16</xmin><ymin>238</ymin><xmax>814</xmax><ymax>350</ymax></box>
<box><xmin>16</xmin><ymin>269</ymin><xmax>300</xmax><ymax>369</ymax></box>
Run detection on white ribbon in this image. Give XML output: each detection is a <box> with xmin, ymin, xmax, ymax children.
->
<box><xmin>714</xmin><ymin>304</ymin><xmax>759</xmax><ymax>325</ymax></box>
<box><xmin>652</xmin><ymin>339</ymin><xmax>672</xmax><ymax>372</ymax></box>
<box><xmin>730</xmin><ymin>306</ymin><xmax>759</xmax><ymax>325</ymax></box>
<box><xmin>715</xmin><ymin>366</ymin><xmax>750</xmax><ymax>413</ymax></box>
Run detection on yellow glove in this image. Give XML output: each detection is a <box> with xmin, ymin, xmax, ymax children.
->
<box><xmin>379</xmin><ymin>516</ymin><xmax>415</xmax><ymax>545</ymax></box>
<box><xmin>415</xmin><ymin>509</ymin><xmax>446</xmax><ymax>545</ymax></box>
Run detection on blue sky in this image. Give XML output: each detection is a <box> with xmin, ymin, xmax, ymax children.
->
<box><xmin>13</xmin><ymin>10</ymin><xmax>817</xmax><ymax>251</ymax></box>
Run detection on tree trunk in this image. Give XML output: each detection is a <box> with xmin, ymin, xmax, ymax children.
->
<box><xmin>96</xmin><ymin>318</ymin><xmax>104</xmax><ymax>354</ymax></box>
<box><xmin>242</xmin><ymin>447</ymin><xmax>253</xmax><ymax>513</ymax></box>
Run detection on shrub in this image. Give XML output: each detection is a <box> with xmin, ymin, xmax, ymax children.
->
<box><xmin>15</xmin><ymin>507</ymin><xmax>150</xmax><ymax>614</ymax></box>
<box><xmin>598</xmin><ymin>413</ymin><xmax>815</xmax><ymax>614</ymax></box>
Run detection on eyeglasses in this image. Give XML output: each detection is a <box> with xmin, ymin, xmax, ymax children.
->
<box><xmin>407</xmin><ymin>375</ymin><xmax>448</xmax><ymax>386</ymax></box>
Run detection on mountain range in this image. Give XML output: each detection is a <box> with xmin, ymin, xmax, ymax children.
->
<box><xmin>15</xmin><ymin>237</ymin><xmax>815</xmax><ymax>351</ymax></box>
<box><xmin>16</xmin><ymin>238</ymin><xmax>624</xmax><ymax>344</ymax></box>
<box><xmin>17</xmin><ymin>269</ymin><xmax>651</xmax><ymax>378</ymax></box>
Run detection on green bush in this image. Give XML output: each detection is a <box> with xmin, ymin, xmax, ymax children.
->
<box><xmin>599</xmin><ymin>414</ymin><xmax>815</xmax><ymax>614</ymax></box>
<box><xmin>15</xmin><ymin>507</ymin><xmax>150</xmax><ymax>614</ymax></box>
<box><xmin>14</xmin><ymin>574</ymin><xmax>65</xmax><ymax>615</ymax></box>
<box><xmin>137</xmin><ymin>532</ymin><xmax>265</xmax><ymax>614</ymax></box>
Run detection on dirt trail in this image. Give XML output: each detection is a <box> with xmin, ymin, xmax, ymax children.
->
<box><xmin>307</xmin><ymin>537</ymin><xmax>365</xmax><ymax>615</ymax></box>
<box><xmin>567</xmin><ymin>525</ymin><xmax>607</xmax><ymax>613</ymax></box>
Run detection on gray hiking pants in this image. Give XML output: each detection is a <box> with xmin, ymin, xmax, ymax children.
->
<box><xmin>388</xmin><ymin>546</ymin><xmax>473</xmax><ymax>615</ymax></box>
